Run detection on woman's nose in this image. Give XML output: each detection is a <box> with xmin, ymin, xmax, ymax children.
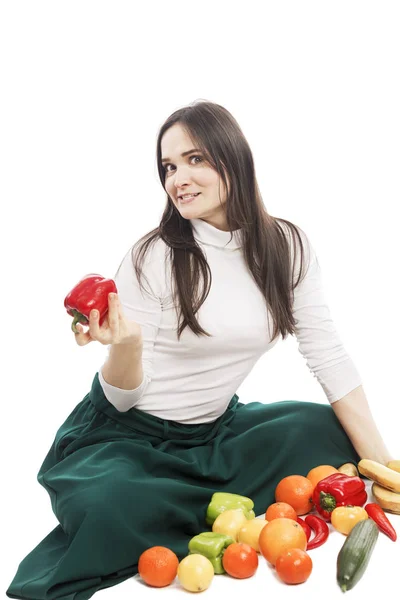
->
<box><xmin>173</xmin><ymin>166</ymin><xmax>192</xmax><ymax>188</ymax></box>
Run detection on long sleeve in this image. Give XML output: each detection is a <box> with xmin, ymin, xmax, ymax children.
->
<box><xmin>98</xmin><ymin>240</ymin><xmax>166</xmax><ymax>411</ymax></box>
<box><xmin>291</xmin><ymin>229</ymin><xmax>363</xmax><ymax>403</ymax></box>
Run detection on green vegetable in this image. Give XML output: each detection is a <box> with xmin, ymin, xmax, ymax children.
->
<box><xmin>205</xmin><ymin>492</ymin><xmax>255</xmax><ymax>526</ymax></box>
<box><xmin>337</xmin><ymin>518</ymin><xmax>379</xmax><ymax>592</ymax></box>
<box><xmin>188</xmin><ymin>532</ymin><xmax>234</xmax><ymax>574</ymax></box>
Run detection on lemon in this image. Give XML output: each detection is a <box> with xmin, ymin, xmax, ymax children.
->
<box><xmin>237</xmin><ymin>518</ymin><xmax>268</xmax><ymax>552</ymax></box>
<box><xmin>177</xmin><ymin>554</ymin><xmax>214</xmax><ymax>592</ymax></box>
<box><xmin>212</xmin><ymin>508</ymin><xmax>248</xmax><ymax>541</ymax></box>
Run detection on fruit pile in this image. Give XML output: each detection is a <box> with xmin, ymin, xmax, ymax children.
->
<box><xmin>137</xmin><ymin>459</ymin><xmax>399</xmax><ymax>593</ymax></box>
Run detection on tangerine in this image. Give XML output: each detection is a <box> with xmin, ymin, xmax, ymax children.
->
<box><xmin>138</xmin><ymin>546</ymin><xmax>179</xmax><ymax>588</ymax></box>
<box><xmin>306</xmin><ymin>465</ymin><xmax>338</xmax><ymax>492</ymax></box>
<box><xmin>265</xmin><ymin>502</ymin><xmax>297</xmax><ymax>522</ymax></box>
<box><xmin>258</xmin><ymin>518</ymin><xmax>307</xmax><ymax>566</ymax></box>
<box><xmin>275</xmin><ymin>475</ymin><xmax>313</xmax><ymax>515</ymax></box>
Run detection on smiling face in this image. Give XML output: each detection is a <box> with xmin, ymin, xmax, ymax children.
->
<box><xmin>161</xmin><ymin>123</ymin><xmax>230</xmax><ymax>231</ymax></box>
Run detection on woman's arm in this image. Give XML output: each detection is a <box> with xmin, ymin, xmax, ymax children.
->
<box><xmin>331</xmin><ymin>384</ymin><xmax>394</xmax><ymax>464</ymax></box>
<box><xmin>102</xmin><ymin>338</ymin><xmax>144</xmax><ymax>390</ymax></box>
<box><xmin>97</xmin><ymin>241</ymin><xmax>165</xmax><ymax>411</ymax></box>
<box><xmin>289</xmin><ymin>229</ymin><xmax>394</xmax><ymax>464</ymax></box>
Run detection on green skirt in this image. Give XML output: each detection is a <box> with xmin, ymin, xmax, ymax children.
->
<box><xmin>6</xmin><ymin>372</ymin><xmax>360</xmax><ymax>600</ymax></box>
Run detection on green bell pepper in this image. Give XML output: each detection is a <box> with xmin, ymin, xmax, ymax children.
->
<box><xmin>188</xmin><ymin>531</ymin><xmax>234</xmax><ymax>574</ymax></box>
<box><xmin>205</xmin><ymin>492</ymin><xmax>255</xmax><ymax>526</ymax></box>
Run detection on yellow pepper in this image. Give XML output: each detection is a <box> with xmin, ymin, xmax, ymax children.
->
<box><xmin>331</xmin><ymin>505</ymin><xmax>369</xmax><ymax>535</ymax></box>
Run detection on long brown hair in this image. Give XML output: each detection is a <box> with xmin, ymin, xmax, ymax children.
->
<box><xmin>118</xmin><ymin>100</ymin><xmax>310</xmax><ymax>342</ymax></box>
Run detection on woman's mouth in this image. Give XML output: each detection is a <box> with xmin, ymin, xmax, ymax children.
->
<box><xmin>179</xmin><ymin>193</ymin><xmax>201</xmax><ymax>204</ymax></box>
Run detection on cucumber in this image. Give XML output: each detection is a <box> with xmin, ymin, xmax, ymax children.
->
<box><xmin>337</xmin><ymin>519</ymin><xmax>379</xmax><ymax>592</ymax></box>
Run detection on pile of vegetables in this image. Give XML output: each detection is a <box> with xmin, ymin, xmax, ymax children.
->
<box><xmin>183</xmin><ymin>458</ymin><xmax>399</xmax><ymax>592</ymax></box>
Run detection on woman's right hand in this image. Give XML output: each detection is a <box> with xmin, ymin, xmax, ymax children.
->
<box><xmin>74</xmin><ymin>292</ymin><xmax>142</xmax><ymax>347</ymax></box>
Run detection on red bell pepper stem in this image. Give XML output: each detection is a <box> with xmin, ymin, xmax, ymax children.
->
<box><xmin>365</xmin><ymin>503</ymin><xmax>397</xmax><ymax>542</ymax></box>
<box><xmin>305</xmin><ymin>515</ymin><xmax>329</xmax><ymax>550</ymax></box>
<box><xmin>297</xmin><ymin>517</ymin><xmax>311</xmax><ymax>541</ymax></box>
<box><xmin>70</xmin><ymin>309</ymin><xmax>89</xmax><ymax>332</ymax></box>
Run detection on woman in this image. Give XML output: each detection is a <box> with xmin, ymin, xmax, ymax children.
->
<box><xmin>7</xmin><ymin>100</ymin><xmax>394</xmax><ymax>599</ymax></box>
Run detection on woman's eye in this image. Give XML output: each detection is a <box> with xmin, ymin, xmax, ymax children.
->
<box><xmin>164</xmin><ymin>155</ymin><xmax>203</xmax><ymax>173</ymax></box>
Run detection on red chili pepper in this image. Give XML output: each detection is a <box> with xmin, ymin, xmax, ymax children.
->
<box><xmin>64</xmin><ymin>274</ymin><xmax>117</xmax><ymax>333</ymax></box>
<box><xmin>365</xmin><ymin>503</ymin><xmax>397</xmax><ymax>541</ymax></box>
<box><xmin>297</xmin><ymin>517</ymin><xmax>311</xmax><ymax>541</ymax></box>
<box><xmin>305</xmin><ymin>515</ymin><xmax>329</xmax><ymax>549</ymax></box>
<box><xmin>312</xmin><ymin>473</ymin><xmax>367</xmax><ymax>521</ymax></box>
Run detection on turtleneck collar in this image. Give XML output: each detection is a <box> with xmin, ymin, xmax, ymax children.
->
<box><xmin>190</xmin><ymin>218</ymin><xmax>242</xmax><ymax>250</ymax></box>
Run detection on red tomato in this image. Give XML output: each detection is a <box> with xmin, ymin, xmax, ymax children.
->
<box><xmin>275</xmin><ymin>548</ymin><xmax>313</xmax><ymax>584</ymax></box>
<box><xmin>222</xmin><ymin>542</ymin><xmax>258</xmax><ymax>579</ymax></box>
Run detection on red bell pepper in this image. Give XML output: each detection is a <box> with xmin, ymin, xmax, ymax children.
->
<box><xmin>365</xmin><ymin>503</ymin><xmax>397</xmax><ymax>541</ymax></box>
<box><xmin>312</xmin><ymin>473</ymin><xmax>367</xmax><ymax>521</ymax></box>
<box><xmin>64</xmin><ymin>274</ymin><xmax>117</xmax><ymax>333</ymax></box>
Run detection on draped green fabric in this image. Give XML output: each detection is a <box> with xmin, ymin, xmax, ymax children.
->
<box><xmin>7</xmin><ymin>372</ymin><xmax>360</xmax><ymax>599</ymax></box>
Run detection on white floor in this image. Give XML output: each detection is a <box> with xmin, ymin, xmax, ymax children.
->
<box><xmin>96</xmin><ymin>480</ymin><xmax>399</xmax><ymax>600</ymax></box>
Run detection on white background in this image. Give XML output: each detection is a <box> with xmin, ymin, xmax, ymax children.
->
<box><xmin>1</xmin><ymin>1</ymin><xmax>399</xmax><ymax>598</ymax></box>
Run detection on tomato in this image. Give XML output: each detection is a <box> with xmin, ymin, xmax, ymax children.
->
<box><xmin>275</xmin><ymin>548</ymin><xmax>313</xmax><ymax>585</ymax></box>
<box><xmin>222</xmin><ymin>542</ymin><xmax>258</xmax><ymax>579</ymax></box>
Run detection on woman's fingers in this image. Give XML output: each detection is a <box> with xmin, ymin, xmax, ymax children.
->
<box><xmin>86</xmin><ymin>293</ymin><xmax>117</xmax><ymax>344</ymax></box>
<box><xmin>107</xmin><ymin>293</ymin><xmax>119</xmax><ymax>335</ymax></box>
<box><xmin>74</xmin><ymin>324</ymin><xmax>92</xmax><ymax>346</ymax></box>
<box><xmin>89</xmin><ymin>308</ymin><xmax>101</xmax><ymax>338</ymax></box>
<box><xmin>74</xmin><ymin>293</ymin><xmax>122</xmax><ymax>346</ymax></box>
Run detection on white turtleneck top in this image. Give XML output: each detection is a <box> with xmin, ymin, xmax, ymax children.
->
<box><xmin>98</xmin><ymin>218</ymin><xmax>362</xmax><ymax>423</ymax></box>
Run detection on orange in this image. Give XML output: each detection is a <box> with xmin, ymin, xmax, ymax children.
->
<box><xmin>258</xmin><ymin>518</ymin><xmax>307</xmax><ymax>566</ymax></box>
<box><xmin>275</xmin><ymin>475</ymin><xmax>314</xmax><ymax>515</ymax></box>
<box><xmin>265</xmin><ymin>502</ymin><xmax>297</xmax><ymax>522</ymax></box>
<box><xmin>306</xmin><ymin>465</ymin><xmax>338</xmax><ymax>492</ymax></box>
<box><xmin>275</xmin><ymin>548</ymin><xmax>313</xmax><ymax>584</ymax></box>
<box><xmin>222</xmin><ymin>542</ymin><xmax>259</xmax><ymax>579</ymax></box>
<box><xmin>138</xmin><ymin>546</ymin><xmax>179</xmax><ymax>588</ymax></box>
